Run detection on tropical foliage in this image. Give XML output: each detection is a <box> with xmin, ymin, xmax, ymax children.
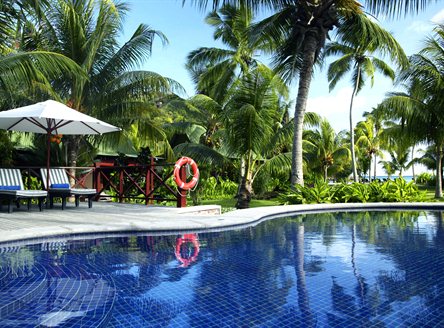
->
<box><xmin>303</xmin><ymin>118</ymin><xmax>350</xmax><ymax>182</ymax></box>
<box><xmin>378</xmin><ymin>25</ymin><xmax>444</xmax><ymax>197</ymax></box>
<box><xmin>326</xmin><ymin>12</ymin><xmax>408</xmax><ymax>182</ymax></box>
<box><xmin>280</xmin><ymin>178</ymin><xmax>426</xmax><ymax>204</ymax></box>
<box><xmin>0</xmin><ymin>0</ymin><xmax>442</xmax><ymax>209</ymax></box>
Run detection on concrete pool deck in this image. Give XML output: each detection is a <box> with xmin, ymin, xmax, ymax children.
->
<box><xmin>1</xmin><ymin>202</ymin><xmax>444</xmax><ymax>245</ymax></box>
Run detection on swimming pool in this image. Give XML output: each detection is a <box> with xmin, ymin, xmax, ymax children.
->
<box><xmin>0</xmin><ymin>210</ymin><xmax>443</xmax><ymax>327</ymax></box>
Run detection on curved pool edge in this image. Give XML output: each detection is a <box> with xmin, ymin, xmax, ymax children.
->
<box><xmin>1</xmin><ymin>202</ymin><xmax>444</xmax><ymax>246</ymax></box>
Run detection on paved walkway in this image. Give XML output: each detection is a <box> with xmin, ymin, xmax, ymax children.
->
<box><xmin>1</xmin><ymin>202</ymin><xmax>444</xmax><ymax>245</ymax></box>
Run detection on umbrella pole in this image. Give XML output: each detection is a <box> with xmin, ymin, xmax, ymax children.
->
<box><xmin>46</xmin><ymin>132</ymin><xmax>51</xmax><ymax>190</ymax></box>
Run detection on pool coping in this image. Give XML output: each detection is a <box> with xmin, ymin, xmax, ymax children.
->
<box><xmin>1</xmin><ymin>202</ymin><xmax>444</xmax><ymax>247</ymax></box>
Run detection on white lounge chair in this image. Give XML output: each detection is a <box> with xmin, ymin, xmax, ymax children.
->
<box><xmin>40</xmin><ymin>168</ymin><xmax>96</xmax><ymax>209</ymax></box>
<box><xmin>0</xmin><ymin>168</ymin><xmax>47</xmax><ymax>213</ymax></box>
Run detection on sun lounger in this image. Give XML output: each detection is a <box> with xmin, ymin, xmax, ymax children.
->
<box><xmin>40</xmin><ymin>168</ymin><xmax>96</xmax><ymax>209</ymax></box>
<box><xmin>0</xmin><ymin>168</ymin><xmax>47</xmax><ymax>213</ymax></box>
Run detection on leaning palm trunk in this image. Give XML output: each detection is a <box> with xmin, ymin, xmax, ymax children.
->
<box><xmin>349</xmin><ymin>67</ymin><xmax>360</xmax><ymax>183</ymax></box>
<box><xmin>291</xmin><ymin>33</ymin><xmax>318</xmax><ymax>188</ymax></box>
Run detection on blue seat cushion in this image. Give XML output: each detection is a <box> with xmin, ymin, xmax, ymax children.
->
<box><xmin>50</xmin><ymin>183</ymin><xmax>70</xmax><ymax>189</ymax></box>
<box><xmin>0</xmin><ymin>185</ymin><xmax>21</xmax><ymax>190</ymax></box>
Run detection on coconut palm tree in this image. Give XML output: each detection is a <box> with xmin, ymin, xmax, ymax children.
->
<box><xmin>380</xmin><ymin>26</ymin><xmax>444</xmax><ymax>197</ymax></box>
<box><xmin>304</xmin><ymin>118</ymin><xmax>350</xmax><ymax>182</ymax></box>
<box><xmin>185</xmin><ymin>0</ymin><xmax>432</xmax><ymax>188</ymax></box>
<box><xmin>379</xmin><ymin>143</ymin><xmax>413</xmax><ymax>178</ymax></box>
<box><xmin>0</xmin><ymin>1</ymin><xmax>84</xmax><ymax>110</ymax></box>
<box><xmin>188</xmin><ymin>0</ymin><xmax>437</xmax><ymax>14</ymax></box>
<box><xmin>27</xmin><ymin>0</ymin><xmax>183</xmax><ymax>170</ymax></box>
<box><xmin>0</xmin><ymin>0</ymin><xmax>46</xmax><ymax>52</ymax></box>
<box><xmin>186</xmin><ymin>3</ymin><xmax>269</xmax><ymax>103</ymax></box>
<box><xmin>221</xmin><ymin>64</ymin><xmax>291</xmax><ymax>208</ymax></box>
<box><xmin>175</xmin><ymin>64</ymin><xmax>300</xmax><ymax>208</ymax></box>
<box><xmin>355</xmin><ymin>116</ymin><xmax>384</xmax><ymax>180</ymax></box>
<box><xmin>325</xmin><ymin>13</ymin><xmax>407</xmax><ymax>182</ymax></box>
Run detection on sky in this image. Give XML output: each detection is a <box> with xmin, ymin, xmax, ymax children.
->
<box><xmin>121</xmin><ymin>0</ymin><xmax>444</xmax><ymax>174</ymax></box>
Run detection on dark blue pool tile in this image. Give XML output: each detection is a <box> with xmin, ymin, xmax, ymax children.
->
<box><xmin>1</xmin><ymin>211</ymin><xmax>444</xmax><ymax>327</ymax></box>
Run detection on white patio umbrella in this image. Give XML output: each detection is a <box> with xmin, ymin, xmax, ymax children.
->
<box><xmin>0</xmin><ymin>99</ymin><xmax>121</xmax><ymax>188</ymax></box>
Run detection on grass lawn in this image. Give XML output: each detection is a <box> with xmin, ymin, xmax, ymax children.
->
<box><xmin>418</xmin><ymin>185</ymin><xmax>444</xmax><ymax>202</ymax></box>
<box><xmin>196</xmin><ymin>184</ymin><xmax>444</xmax><ymax>212</ymax></box>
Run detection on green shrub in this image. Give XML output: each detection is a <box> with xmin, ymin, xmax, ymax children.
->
<box><xmin>0</xmin><ymin>131</ymin><xmax>14</xmax><ymax>167</ymax></box>
<box><xmin>416</xmin><ymin>172</ymin><xmax>434</xmax><ymax>186</ymax></box>
<box><xmin>279</xmin><ymin>180</ymin><xmax>333</xmax><ymax>204</ymax></box>
<box><xmin>280</xmin><ymin>178</ymin><xmax>426</xmax><ymax>204</ymax></box>
<box><xmin>190</xmin><ymin>176</ymin><xmax>238</xmax><ymax>205</ymax></box>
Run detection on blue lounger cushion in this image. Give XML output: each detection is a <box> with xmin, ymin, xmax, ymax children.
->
<box><xmin>50</xmin><ymin>183</ymin><xmax>70</xmax><ymax>189</ymax></box>
<box><xmin>0</xmin><ymin>185</ymin><xmax>21</xmax><ymax>190</ymax></box>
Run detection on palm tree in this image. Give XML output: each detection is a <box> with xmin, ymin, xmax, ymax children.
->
<box><xmin>380</xmin><ymin>26</ymin><xmax>444</xmax><ymax>197</ymax></box>
<box><xmin>355</xmin><ymin>116</ymin><xmax>384</xmax><ymax>180</ymax></box>
<box><xmin>175</xmin><ymin>65</ymin><xmax>296</xmax><ymax>208</ymax></box>
<box><xmin>28</xmin><ymin>0</ymin><xmax>183</xmax><ymax>170</ymax></box>
<box><xmin>185</xmin><ymin>0</ymin><xmax>432</xmax><ymax>188</ymax></box>
<box><xmin>325</xmin><ymin>13</ymin><xmax>407</xmax><ymax>182</ymax></box>
<box><xmin>379</xmin><ymin>143</ymin><xmax>413</xmax><ymax>178</ymax></box>
<box><xmin>380</xmin><ymin>160</ymin><xmax>396</xmax><ymax>179</ymax></box>
<box><xmin>220</xmin><ymin>64</ymin><xmax>290</xmax><ymax>208</ymax></box>
<box><xmin>416</xmin><ymin>145</ymin><xmax>443</xmax><ymax>180</ymax></box>
<box><xmin>0</xmin><ymin>0</ymin><xmax>46</xmax><ymax>52</ymax></box>
<box><xmin>190</xmin><ymin>0</ymin><xmax>438</xmax><ymax>16</ymax></box>
<box><xmin>186</xmin><ymin>3</ymin><xmax>268</xmax><ymax>103</ymax></box>
<box><xmin>304</xmin><ymin>118</ymin><xmax>350</xmax><ymax>182</ymax></box>
<box><xmin>0</xmin><ymin>1</ymin><xmax>84</xmax><ymax>111</ymax></box>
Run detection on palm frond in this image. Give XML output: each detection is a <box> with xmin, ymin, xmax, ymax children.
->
<box><xmin>173</xmin><ymin>142</ymin><xmax>226</xmax><ymax>166</ymax></box>
<box><xmin>327</xmin><ymin>54</ymin><xmax>353</xmax><ymax>91</ymax></box>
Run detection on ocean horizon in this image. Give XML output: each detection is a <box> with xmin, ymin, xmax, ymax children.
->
<box><xmin>364</xmin><ymin>175</ymin><xmax>414</xmax><ymax>182</ymax></box>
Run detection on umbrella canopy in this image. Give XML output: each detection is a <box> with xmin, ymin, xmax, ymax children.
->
<box><xmin>0</xmin><ymin>100</ymin><xmax>121</xmax><ymax>190</ymax></box>
<box><xmin>0</xmin><ymin>100</ymin><xmax>120</xmax><ymax>135</ymax></box>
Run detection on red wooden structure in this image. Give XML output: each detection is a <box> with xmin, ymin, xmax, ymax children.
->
<box><xmin>17</xmin><ymin>157</ymin><xmax>188</xmax><ymax>207</ymax></box>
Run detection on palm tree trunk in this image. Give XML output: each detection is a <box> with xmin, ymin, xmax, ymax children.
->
<box><xmin>324</xmin><ymin>165</ymin><xmax>328</xmax><ymax>182</ymax></box>
<box><xmin>67</xmin><ymin>136</ymin><xmax>81</xmax><ymax>186</ymax></box>
<box><xmin>236</xmin><ymin>176</ymin><xmax>252</xmax><ymax>209</ymax></box>
<box><xmin>351</xmin><ymin>223</ymin><xmax>366</xmax><ymax>310</ymax></box>
<box><xmin>435</xmin><ymin>145</ymin><xmax>443</xmax><ymax>198</ymax></box>
<box><xmin>291</xmin><ymin>33</ymin><xmax>318</xmax><ymax>188</ymax></box>
<box><xmin>349</xmin><ymin>67</ymin><xmax>360</xmax><ymax>183</ymax></box>
<box><xmin>373</xmin><ymin>152</ymin><xmax>377</xmax><ymax>180</ymax></box>
<box><xmin>368</xmin><ymin>156</ymin><xmax>372</xmax><ymax>182</ymax></box>
<box><xmin>411</xmin><ymin>146</ymin><xmax>415</xmax><ymax>181</ymax></box>
<box><xmin>236</xmin><ymin>154</ymin><xmax>253</xmax><ymax>209</ymax></box>
<box><xmin>237</xmin><ymin>157</ymin><xmax>246</xmax><ymax>197</ymax></box>
<box><xmin>293</xmin><ymin>223</ymin><xmax>314</xmax><ymax>327</ymax></box>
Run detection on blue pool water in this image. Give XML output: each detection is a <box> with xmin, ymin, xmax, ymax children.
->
<box><xmin>1</xmin><ymin>211</ymin><xmax>444</xmax><ymax>327</ymax></box>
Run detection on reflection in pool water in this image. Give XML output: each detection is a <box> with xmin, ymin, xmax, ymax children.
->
<box><xmin>0</xmin><ymin>211</ymin><xmax>444</xmax><ymax>327</ymax></box>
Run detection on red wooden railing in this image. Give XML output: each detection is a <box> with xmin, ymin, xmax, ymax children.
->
<box><xmin>17</xmin><ymin>158</ymin><xmax>187</xmax><ymax>207</ymax></box>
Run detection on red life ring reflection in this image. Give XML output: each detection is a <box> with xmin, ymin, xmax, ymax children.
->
<box><xmin>175</xmin><ymin>233</ymin><xmax>200</xmax><ymax>268</ymax></box>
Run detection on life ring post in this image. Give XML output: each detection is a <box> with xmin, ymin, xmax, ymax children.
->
<box><xmin>173</xmin><ymin>156</ymin><xmax>200</xmax><ymax>195</ymax></box>
<box><xmin>176</xmin><ymin>164</ymin><xmax>187</xmax><ymax>208</ymax></box>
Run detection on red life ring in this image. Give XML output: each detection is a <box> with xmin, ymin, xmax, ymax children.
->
<box><xmin>173</xmin><ymin>157</ymin><xmax>199</xmax><ymax>190</ymax></box>
<box><xmin>175</xmin><ymin>233</ymin><xmax>200</xmax><ymax>267</ymax></box>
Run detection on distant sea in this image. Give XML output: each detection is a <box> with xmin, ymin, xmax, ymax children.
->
<box><xmin>364</xmin><ymin>175</ymin><xmax>414</xmax><ymax>182</ymax></box>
